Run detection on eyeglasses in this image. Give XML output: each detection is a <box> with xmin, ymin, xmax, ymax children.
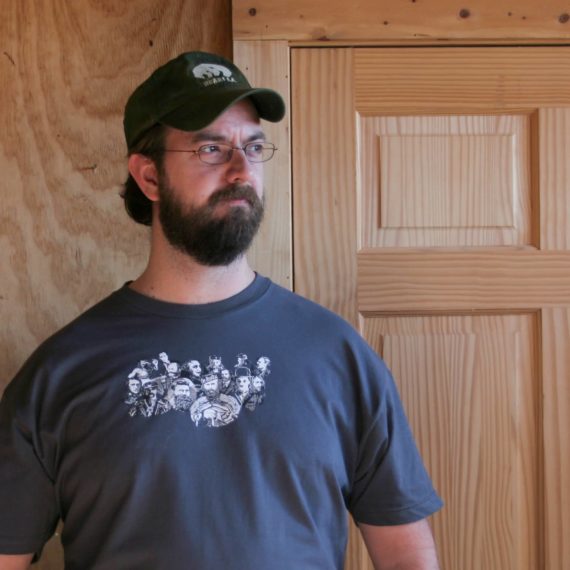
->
<box><xmin>162</xmin><ymin>142</ymin><xmax>278</xmax><ymax>165</ymax></box>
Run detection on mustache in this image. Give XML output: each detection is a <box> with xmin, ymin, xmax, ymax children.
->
<box><xmin>207</xmin><ymin>184</ymin><xmax>260</xmax><ymax>207</ymax></box>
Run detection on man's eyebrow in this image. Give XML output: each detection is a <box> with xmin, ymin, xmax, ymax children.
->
<box><xmin>188</xmin><ymin>130</ymin><xmax>267</xmax><ymax>144</ymax></box>
<box><xmin>244</xmin><ymin>130</ymin><xmax>267</xmax><ymax>143</ymax></box>
<box><xmin>188</xmin><ymin>131</ymin><xmax>226</xmax><ymax>144</ymax></box>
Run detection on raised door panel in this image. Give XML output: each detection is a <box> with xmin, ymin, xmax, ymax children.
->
<box><xmin>358</xmin><ymin>114</ymin><xmax>533</xmax><ymax>247</ymax></box>
<box><xmin>363</xmin><ymin>314</ymin><xmax>540</xmax><ymax>570</ymax></box>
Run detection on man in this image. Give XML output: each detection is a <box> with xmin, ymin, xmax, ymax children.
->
<box><xmin>129</xmin><ymin>379</ymin><xmax>170</xmax><ymax>418</ymax></box>
<box><xmin>246</xmin><ymin>374</ymin><xmax>266</xmax><ymax>411</ymax></box>
<box><xmin>125</xmin><ymin>376</ymin><xmax>143</xmax><ymax>405</ymax></box>
<box><xmin>254</xmin><ymin>354</ymin><xmax>271</xmax><ymax>377</ymax></box>
<box><xmin>233</xmin><ymin>373</ymin><xmax>252</xmax><ymax>405</ymax></box>
<box><xmin>0</xmin><ymin>51</ymin><xmax>442</xmax><ymax>569</ymax></box>
<box><xmin>182</xmin><ymin>358</ymin><xmax>203</xmax><ymax>388</ymax></box>
<box><xmin>190</xmin><ymin>372</ymin><xmax>241</xmax><ymax>428</ymax></box>
<box><xmin>170</xmin><ymin>378</ymin><xmax>198</xmax><ymax>412</ymax></box>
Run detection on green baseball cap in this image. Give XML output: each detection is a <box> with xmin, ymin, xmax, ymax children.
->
<box><xmin>123</xmin><ymin>51</ymin><xmax>286</xmax><ymax>149</ymax></box>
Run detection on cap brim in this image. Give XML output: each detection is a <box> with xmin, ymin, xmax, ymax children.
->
<box><xmin>159</xmin><ymin>88</ymin><xmax>285</xmax><ymax>133</ymax></box>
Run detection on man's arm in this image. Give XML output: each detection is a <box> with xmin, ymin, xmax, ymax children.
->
<box><xmin>359</xmin><ymin>519</ymin><xmax>440</xmax><ymax>570</ymax></box>
<box><xmin>0</xmin><ymin>553</ymin><xmax>33</xmax><ymax>570</ymax></box>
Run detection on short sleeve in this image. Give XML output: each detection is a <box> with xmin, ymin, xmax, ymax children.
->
<box><xmin>348</xmin><ymin>358</ymin><xmax>443</xmax><ymax>526</ymax></box>
<box><xmin>0</xmin><ymin>366</ymin><xmax>59</xmax><ymax>556</ymax></box>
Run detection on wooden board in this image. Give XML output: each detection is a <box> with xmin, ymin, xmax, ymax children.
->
<box><xmin>234</xmin><ymin>0</ymin><xmax>570</xmax><ymax>41</ymax></box>
<box><xmin>234</xmin><ymin>40</ymin><xmax>292</xmax><ymax>288</ymax></box>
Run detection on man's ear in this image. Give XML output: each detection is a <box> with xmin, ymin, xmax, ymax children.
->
<box><xmin>128</xmin><ymin>154</ymin><xmax>160</xmax><ymax>201</ymax></box>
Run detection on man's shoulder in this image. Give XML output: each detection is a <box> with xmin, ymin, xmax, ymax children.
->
<box><xmin>266</xmin><ymin>281</ymin><xmax>357</xmax><ymax>333</ymax></box>
<box><xmin>20</xmin><ymin>287</ymin><xmax>127</xmax><ymax>366</ymax></box>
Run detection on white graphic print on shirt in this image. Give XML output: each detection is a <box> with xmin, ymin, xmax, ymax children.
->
<box><xmin>125</xmin><ymin>352</ymin><xmax>270</xmax><ymax>427</ymax></box>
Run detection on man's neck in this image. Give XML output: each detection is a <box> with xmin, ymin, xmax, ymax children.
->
<box><xmin>130</xmin><ymin>243</ymin><xmax>256</xmax><ymax>305</ymax></box>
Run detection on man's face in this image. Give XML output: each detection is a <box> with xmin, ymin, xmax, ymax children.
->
<box><xmin>143</xmin><ymin>382</ymin><xmax>158</xmax><ymax>400</ymax></box>
<box><xmin>189</xmin><ymin>361</ymin><xmax>201</xmax><ymax>377</ymax></box>
<box><xmin>128</xmin><ymin>379</ymin><xmax>141</xmax><ymax>394</ymax></box>
<box><xmin>236</xmin><ymin>376</ymin><xmax>251</xmax><ymax>392</ymax></box>
<box><xmin>159</xmin><ymin>352</ymin><xmax>168</xmax><ymax>362</ymax></box>
<box><xmin>202</xmin><ymin>375</ymin><xmax>219</xmax><ymax>397</ymax></box>
<box><xmin>252</xmin><ymin>376</ymin><xmax>265</xmax><ymax>392</ymax></box>
<box><xmin>174</xmin><ymin>384</ymin><xmax>191</xmax><ymax>397</ymax></box>
<box><xmin>156</xmin><ymin>100</ymin><xmax>265</xmax><ymax>266</ymax></box>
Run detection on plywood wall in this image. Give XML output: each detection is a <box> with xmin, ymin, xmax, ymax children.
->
<box><xmin>1</xmin><ymin>1</ymin><xmax>232</xmax><ymax>566</ymax></box>
<box><xmin>0</xmin><ymin>0</ymin><xmax>232</xmax><ymax>387</ymax></box>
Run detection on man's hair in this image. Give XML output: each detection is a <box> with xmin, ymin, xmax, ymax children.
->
<box><xmin>121</xmin><ymin>124</ymin><xmax>167</xmax><ymax>226</ymax></box>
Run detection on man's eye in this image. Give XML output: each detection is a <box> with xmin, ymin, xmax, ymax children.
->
<box><xmin>248</xmin><ymin>143</ymin><xmax>264</xmax><ymax>153</ymax></box>
<box><xmin>200</xmin><ymin>144</ymin><xmax>223</xmax><ymax>154</ymax></box>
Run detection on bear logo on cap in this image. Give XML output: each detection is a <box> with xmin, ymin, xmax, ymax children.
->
<box><xmin>192</xmin><ymin>63</ymin><xmax>237</xmax><ymax>87</ymax></box>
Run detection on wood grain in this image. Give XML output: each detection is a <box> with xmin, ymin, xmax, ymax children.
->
<box><xmin>358</xmin><ymin>114</ymin><xmax>532</xmax><ymax>248</ymax></box>
<box><xmin>354</xmin><ymin>47</ymin><xmax>570</xmax><ymax>114</ymax></box>
<box><xmin>234</xmin><ymin>0</ymin><xmax>570</xmax><ymax>41</ymax></box>
<box><xmin>539</xmin><ymin>109</ymin><xmax>570</xmax><ymax>249</ymax></box>
<box><xmin>292</xmin><ymin>48</ymin><xmax>358</xmax><ymax>324</ymax></box>
<box><xmin>1</xmin><ymin>1</ymin><xmax>232</xmax><ymax>567</ymax></box>
<box><xmin>234</xmin><ymin>40</ymin><xmax>292</xmax><ymax>289</ymax></box>
<box><xmin>358</xmin><ymin>250</ymin><xmax>570</xmax><ymax>312</ymax></box>
<box><xmin>542</xmin><ymin>308</ymin><xmax>570</xmax><ymax>569</ymax></box>
<box><xmin>1</xmin><ymin>0</ymin><xmax>231</xmax><ymax>384</ymax></box>
<box><xmin>291</xmin><ymin>44</ymin><xmax>570</xmax><ymax>568</ymax></box>
<box><xmin>291</xmin><ymin>47</ymin><xmax>375</xmax><ymax>569</ymax></box>
<box><xmin>364</xmin><ymin>313</ymin><xmax>540</xmax><ymax>570</ymax></box>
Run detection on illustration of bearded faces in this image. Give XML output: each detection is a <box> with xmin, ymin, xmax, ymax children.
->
<box><xmin>202</xmin><ymin>374</ymin><xmax>221</xmax><ymax>399</ymax></box>
<box><xmin>172</xmin><ymin>380</ymin><xmax>195</xmax><ymax>411</ymax></box>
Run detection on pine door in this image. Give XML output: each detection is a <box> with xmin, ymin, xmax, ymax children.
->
<box><xmin>291</xmin><ymin>46</ymin><xmax>570</xmax><ymax>570</ymax></box>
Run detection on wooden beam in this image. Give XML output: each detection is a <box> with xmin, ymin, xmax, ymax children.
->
<box><xmin>234</xmin><ymin>0</ymin><xmax>570</xmax><ymax>42</ymax></box>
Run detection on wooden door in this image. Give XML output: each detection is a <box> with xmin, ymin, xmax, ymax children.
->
<box><xmin>292</xmin><ymin>47</ymin><xmax>570</xmax><ymax>570</ymax></box>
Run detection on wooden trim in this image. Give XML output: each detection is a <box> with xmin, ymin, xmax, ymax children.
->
<box><xmin>542</xmin><ymin>308</ymin><xmax>570</xmax><ymax>568</ymax></box>
<box><xmin>233</xmin><ymin>40</ymin><xmax>293</xmax><ymax>289</ymax></box>
<box><xmin>233</xmin><ymin>0</ymin><xmax>570</xmax><ymax>42</ymax></box>
<box><xmin>287</xmin><ymin>39</ymin><xmax>570</xmax><ymax>47</ymax></box>
<box><xmin>358</xmin><ymin>249</ymin><xmax>570</xmax><ymax>312</ymax></box>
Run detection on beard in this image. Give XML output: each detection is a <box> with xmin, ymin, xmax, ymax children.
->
<box><xmin>174</xmin><ymin>395</ymin><xmax>194</xmax><ymax>411</ymax></box>
<box><xmin>157</xmin><ymin>173</ymin><xmax>264</xmax><ymax>266</ymax></box>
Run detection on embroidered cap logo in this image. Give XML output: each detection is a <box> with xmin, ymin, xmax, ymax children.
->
<box><xmin>192</xmin><ymin>63</ymin><xmax>238</xmax><ymax>87</ymax></box>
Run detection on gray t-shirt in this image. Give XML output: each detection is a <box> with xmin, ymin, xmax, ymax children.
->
<box><xmin>0</xmin><ymin>275</ymin><xmax>442</xmax><ymax>569</ymax></box>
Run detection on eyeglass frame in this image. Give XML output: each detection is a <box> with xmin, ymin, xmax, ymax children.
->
<box><xmin>159</xmin><ymin>141</ymin><xmax>278</xmax><ymax>165</ymax></box>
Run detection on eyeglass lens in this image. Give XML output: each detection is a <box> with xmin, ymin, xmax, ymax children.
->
<box><xmin>198</xmin><ymin>143</ymin><xmax>276</xmax><ymax>164</ymax></box>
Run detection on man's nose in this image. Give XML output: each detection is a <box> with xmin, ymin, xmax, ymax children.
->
<box><xmin>225</xmin><ymin>148</ymin><xmax>256</xmax><ymax>183</ymax></box>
